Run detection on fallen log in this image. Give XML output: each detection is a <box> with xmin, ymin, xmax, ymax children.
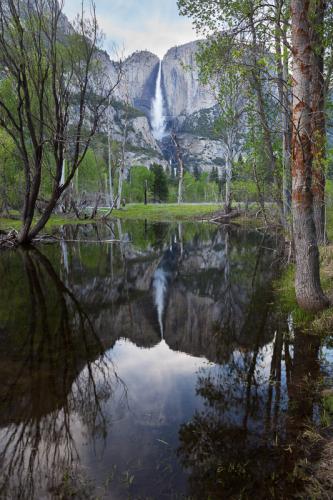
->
<box><xmin>210</xmin><ymin>210</ymin><xmax>243</xmax><ymax>223</ymax></box>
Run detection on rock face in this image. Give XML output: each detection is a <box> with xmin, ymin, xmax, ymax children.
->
<box><xmin>107</xmin><ymin>101</ymin><xmax>168</xmax><ymax>170</ymax></box>
<box><xmin>162</xmin><ymin>41</ymin><xmax>215</xmax><ymax>121</ymax></box>
<box><xmin>105</xmin><ymin>41</ymin><xmax>225</xmax><ymax>174</ymax></box>
<box><xmin>115</xmin><ymin>51</ymin><xmax>160</xmax><ymax>116</ymax></box>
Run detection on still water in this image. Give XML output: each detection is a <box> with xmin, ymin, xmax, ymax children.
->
<box><xmin>0</xmin><ymin>221</ymin><xmax>332</xmax><ymax>499</ymax></box>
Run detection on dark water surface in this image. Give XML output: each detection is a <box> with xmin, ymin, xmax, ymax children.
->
<box><xmin>0</xmin><ymin>221</ymin><xmax>332</xmax><ymax>499</ymax></box>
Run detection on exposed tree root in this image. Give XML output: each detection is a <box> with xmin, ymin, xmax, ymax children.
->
<box><xmin>0</xmin><ymin>229</ymin><xmax>18</xmax><ymax>248</ymax></box>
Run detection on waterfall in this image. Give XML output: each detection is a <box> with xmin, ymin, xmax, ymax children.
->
<box><xmin>151</xmin><ymin>61</ymin><xmax>166</xmax><ymax>140</ymax></box>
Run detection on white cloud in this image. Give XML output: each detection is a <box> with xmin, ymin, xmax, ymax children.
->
<box><xmin>99</xmin><ymin>14</ymin><xmax>198</xmax><ymax>59</ymax></box>
<box><xmin>63</xmin><ymin>0</ymin><xmax>199</xmax><ymax>60</ymax></box>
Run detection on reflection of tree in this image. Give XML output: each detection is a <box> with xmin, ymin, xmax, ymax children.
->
<box><xmin>0</xmin><ymin>248</ymin><xmax>121</xmax><ymax>499</ymax></box>
<box><xmin>178</xmin><ymin>320</ymin><xmax>322</xmax><ymax>498</ymax></box>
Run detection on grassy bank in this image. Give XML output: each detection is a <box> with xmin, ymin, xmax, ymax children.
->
<box><xmin>109</xmin><ymin>203</ymin><xmax>222</xmax><ymax>221</ymax></box>
<box><xmin>0</xmin><ymin>204</ymin><xmax>224</xmax><ymax>232</ymax></box>
<box><xmin>274</xmin><ymin>245</ymin><xmax>333</xmax><ymax>334</ymax></box>
<box><xmin>0</xmin><ymin>214</ymin><xmax>95</xmax><ymax>233</ymax></box>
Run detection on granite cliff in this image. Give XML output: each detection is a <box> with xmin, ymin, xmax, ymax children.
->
<box><xmin>106</xmin><ymin>41</ymin><xmax>224</xmax><ymax>174</ymax></box>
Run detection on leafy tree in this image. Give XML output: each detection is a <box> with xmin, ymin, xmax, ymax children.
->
<box><xmin>78</xmin><ymin>149</ymin><xmax>107</xmax><ymax>193</ymax></box>
<box><xmin>123</xmin><ymin>166</ymin><xmax>154</xmax><ymax>203</ymax></box>
<box><xmin>0</xmin><ymin>0</ymin><xmax>121</xmax><ymax>244</ymax></box>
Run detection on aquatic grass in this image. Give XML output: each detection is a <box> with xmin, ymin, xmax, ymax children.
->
<box><xmin>274</xmin><ymin>244</ymin><xmax>333</xmax><ymax>333</ymax></box>
<box><xmin>273</xmin><ymin>265</ymin><xmax>316</xmax><ymax>328</ymax></box>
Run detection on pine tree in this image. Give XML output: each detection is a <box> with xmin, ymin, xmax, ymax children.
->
<box><xmin>150</xmin><ymin>164</ymin><xmax>169</xmax><ymax>202</ymax></box>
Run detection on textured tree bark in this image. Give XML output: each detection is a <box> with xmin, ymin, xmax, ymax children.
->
<box><xmin>291</xmin><ymin>0</ymin><xmax>328</xmax><ymax>311</ymax></box>
<box><xmin>171</xmin><ymin>133</ymin><xmax>184</xmax><ymax>204</ymax></box>
<box><xmin>225</xmin><ymin>154</ymin><xmax>232</xmax><ymax>214</ymax></box>
<box><xmin>310</xmin><ymin>0</ymin><xmax>327</xmax><ymax>244</ymax></box>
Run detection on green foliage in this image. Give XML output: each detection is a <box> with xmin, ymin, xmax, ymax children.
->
<box><xmin>110</xmin><ymin>99</ymin><xmax>145</xmax><ymax>119</ymax></box>
<box><xmin>0</xmin><ymin>130</ymin><xmax>21</xmax><ymax>209</ymax></box>
<box><xmin>78</xmin><ymin>149</ymin><xmax>107</xmax><ymax>193</ymax></box>
<box><xmin>209</xmin><ymin>166</ymin><xmax>219</xmax><ymax>184</ymax></box>
<box><xmin>181</xmin><ymin>108</ymin><xmax>218</xmax><ymax>138</ymax></box>
<box><xmin>123</xmin><ymin>166</ymin><xmax>154</xmax><ymax>203</ymax></box>
<box><xmin>232</xmin><ymin>180</ymin><xmax>258</xmax><ymax>202</ymax></box>
<box><xmin>150</xmin><ymin>164</ymin><xmax>169</xmax><ymax>202</ymax></box>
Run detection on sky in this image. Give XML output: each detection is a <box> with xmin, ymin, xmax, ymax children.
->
<box><xmin>63</xmin><ymin>0</ymin><xmax>198</xmax><ymax>59</ymax></box>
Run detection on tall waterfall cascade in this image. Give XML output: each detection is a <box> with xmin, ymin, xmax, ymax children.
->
<box><xmin>151</xmin><ymin>61</ymin><xmax>166</xmax><ymax>140</ymax></box>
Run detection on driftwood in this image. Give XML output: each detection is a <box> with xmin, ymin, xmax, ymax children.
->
<box><xmin>0</xmin><ymin>229</ymin><xmax>19</xmax><ymax>248</ymax></box>
<box><xmin>100</xmin><ymin>196</ymin><xmax>119</xmax><ymax>220</ymax></box>
<box><xmin>210</xmin><ymin>210</ymin><xmax>243</xmax><ymax>223</ymax></box>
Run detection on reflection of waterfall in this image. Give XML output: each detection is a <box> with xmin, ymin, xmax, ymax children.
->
<box><xmin>61</xmin><ymin>239</ymin><xmax>69</xmax><ymax>275</ymax></box>
<box><xmin>151</xmin><ymin>61</ymin><xmax>166</xmax><ymax>140</ymax></box>
<box><xmin>152</xmin><ymin>268</ymin><xmax>168</xmax><ymax>338</ymax></box>
<box><xmin>151</xmin><ymin>243</ymin><xmax>180</xmax><ymax>339</ymax></box>
<box><xmin>60</xmin><ymin>159</ymin><xmax>65</xmax><ymax>186</ymax></box>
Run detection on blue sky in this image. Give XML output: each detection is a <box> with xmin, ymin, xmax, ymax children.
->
<box><xmin>63</xmin><ymin>0</ymin><xmax>198</xmax><ymax>59</ymax></box>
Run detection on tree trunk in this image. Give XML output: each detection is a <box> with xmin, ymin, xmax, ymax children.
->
<box><xmin>177</xmin><ymin>164</ymin><xmax>184</xmax><ymax>205</ymax></box>
<box><xmin>171</xmin><ymin>133</ymin><xmax>184</xmax><ymax>204</ymax></box>
<box><xmin>282</xmin><ymin>43</ymin><xmax>292</xmax><ymax>219</ymax></box>
<box><xmin>108</xmin><ymin>124</ymin><xmax>114</xmax><ymax>208</ymax></box>
<box><xmin>144</xmin><ymin>180</ymin><xmax>148</xmax><ymax>205</ymax></box>
<box><xmin>291</xmin><ymin>0</ymin><xmax>328</xmax><ymax>311</ymax></box>
<box><xmin>117</xmin><ymin>168</ymin><xmax>124</xmax><ymax>209</ymax></box>
<box><xmin>18</xmin><ymin>157</ymin><xmax>43</xmax><ymax>244</ymax></box>
<box><xmin>311</xmin><ymin>0</ymin><xmax>327</xmax><ymax>244</ymax></box>
<box><xmin>225</xmin><ymin>156</ymin><xmax>232</xmax><ymax>214</ymax></box>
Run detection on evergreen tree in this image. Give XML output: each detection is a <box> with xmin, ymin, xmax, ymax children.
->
<box><xmin>193</xmin><ymin>163</ymin><xmax>201</xmax><ymax>180</ymax></box>
<box><xmin>209</xmin><ymin>167</ymin><xmax>219</xmax><ymax>184</ymax></box>
<box><xmin>150</xmin><ymin>164</ymin><xmax>169</xmax><ymax>202</ymax></box>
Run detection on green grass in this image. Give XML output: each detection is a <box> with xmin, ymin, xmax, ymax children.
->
<box><xmin>108</xmin><ymin>203</ymin><xmax>222</xmax><ymax>221</ymax></box>
<box><xmin>0</xmin><ymin>204</ymin><xmax>224</xmax><ymax>233</ymax></box>
<box><xmin>274</xmin><ymin>265</ymin><xmax>316</xmax><ymax>328</ymax></box>
<box><xmin>273</xmin><ymin>203</ymin><xmax>333</xmax><ymax>333</ymax></box>
<box><xmin>0</xmin><ymin>214</ymin><xmax>98</xmax><ymax>233</ymax></box>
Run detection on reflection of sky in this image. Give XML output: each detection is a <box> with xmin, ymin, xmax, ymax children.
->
<box><xmin>72</xmin><ymin>339</ymin><xmax>210</xmax><ymax>498</ymax></box>
<box><xmin>71</xmin><ymin>338</ymin><xmax>292</xmax><ymax>497</ymax></box>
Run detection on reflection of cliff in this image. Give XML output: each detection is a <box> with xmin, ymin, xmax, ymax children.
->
<box><xmin>65</xmin><ymin>223</ymin><xmax>279</xmax><ymax>363</ymax></box>
<box><xmin>162</xmin><ymin>229</ymin><xmax>277</xmax><ymax>362</ymax></box>
<box><xmin>0</xmin><ymin>223</ymin><xmax>280</xmax><ymax>424</ymax></box>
